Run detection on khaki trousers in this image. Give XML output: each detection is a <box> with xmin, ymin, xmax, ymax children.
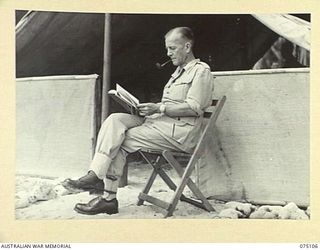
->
<box><xmin>89</xmin><ymin>113</ymin><xmax>182</xmax><ymax>194</ymax></box>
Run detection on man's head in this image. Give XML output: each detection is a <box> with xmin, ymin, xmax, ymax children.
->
<box><xmin>165</xmin><ymin>27</ymin><xmax>195</xmax><ymax>67</ymax></box>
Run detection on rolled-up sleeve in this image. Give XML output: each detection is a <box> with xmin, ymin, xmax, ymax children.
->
<box><xmin>185</xmin><ymin>67</ymin><xmax>214</xmax><ymax>116</ymax></box>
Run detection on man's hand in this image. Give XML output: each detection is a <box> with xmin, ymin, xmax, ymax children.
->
<box><xmin>137</xmin><ymin>103</ymin><xmax>161</xmax><ymax>116</ymax></box>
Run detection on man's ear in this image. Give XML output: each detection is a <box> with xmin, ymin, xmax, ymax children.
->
<box><xmin>185</xmin><ymin>42</ymin><xmax>191</xmax><ymax>53</ymax></box>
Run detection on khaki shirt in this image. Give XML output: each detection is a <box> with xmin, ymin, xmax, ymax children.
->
<box><xmin>144</xmin><ymin>59</ymin><xmax>214</xmax><ymax>153</ymax></box>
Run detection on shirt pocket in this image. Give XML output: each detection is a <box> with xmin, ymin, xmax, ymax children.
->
<box><xmin>172</xmin><ymin>121</ymin><xmax>193</xmax><ymax>144</ymax></box>
<box><xmin>169</xmin><ymin>83</ymin><xmax>189</xmax><ymax>100</ymax></box>
<box><xmin>170</xmin><ymin>71</ymin><xmax>197</xmax><ymax>100</ymax></box>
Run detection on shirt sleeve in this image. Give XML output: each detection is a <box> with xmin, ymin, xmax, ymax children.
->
<box><xmin>185</xmin><ymin>67</ymin><xmax>214</xmax><ymax>116</ymax></box>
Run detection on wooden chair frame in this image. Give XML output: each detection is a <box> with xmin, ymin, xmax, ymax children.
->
<box><xmin>137</xmin><ymin>96</ymin><xmax>226</xmax><ymax>217</ymax></box>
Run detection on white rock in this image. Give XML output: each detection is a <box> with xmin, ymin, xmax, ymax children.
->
<box><xmin>28</xmin><ymin>195</ymin><xmax>38</xmax><ymax>203</ymax></box>
<box><xmin>225</xmin><ymin>201</ymin><xmax>256</xmax><ymax>217</ymax></box>
<box><xmin>290</xmin><ymin>209</ymin><xmax>309</xmax><ymax>220</ymax></box>
<box><xmin>53</xmin><ymin>184</ymin><xmax>72</xmax><ymax>196</ymax></box>
<box><xmin>263</xmin><ymin>211</ymin><xmax>277</xmax><ymax>219</ymax></box>
<box><xmin>30</xmin><ymin>182</ymin><xmax>57</xmax><ymax>201</ymax></box>
<box><xmin>15</xmin><ymin>191</ymin><xmax>32</xmax><ymax>209</ymax></box>
<box><xmin>259</xmin><ymin>205</ymin><xmax>283</xmax><ymax>217</ymax></box>
<box><xmin>278</xmin><ymin>202</ymin><xmax>309</xmax><ymax>220</ymax></box>
<box><xmin>52</xmin><ymin>177</ymin><xmax>67</xmax><ymax>185</ymax></box>
<box><xmin>249</xmin><ymin>209</ymin><xmax>277</xmax><ymax>219</ymax></box>
<box><xmin>15</xmin><ymin>197</ymin><xmax>30</xmax><ymax>209</ymax></box>
<box><xmin>218</xmin><ymin>208</ymin><xmax>242</xmax><ymax>219</ymax></box>
<box><xmin>15</xmin><ymin>191</ymin><xmax>34</xmax><ymax>209</ymax></box>
<box><xmin>16</xmin><ymin>190</ymin><xmax>28</xmax><ymax>199</ymax></box>
<box><xmin>249</xmin><ymin>210</ymin><xmax>263</xmax><ymax>219</ymax></box>
<box><xmin>284</xmin><ymin>202</ymin><xmax>299</xmax><ymax>212</ymax></box>
<box><xmin>278</xmin><ymin>208</ymin><xmax>290</xmax><ymax>219</ymax></box>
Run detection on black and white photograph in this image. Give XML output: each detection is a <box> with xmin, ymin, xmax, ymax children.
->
<box><xmin>14</xmin><ymin>10</ymin><xmax>310</xmax><ymax>220</ymax></box>
<box><xmin>2</xmin><ymin>0</ymin><xmax>320</xmax><ymax>245</ymax></box>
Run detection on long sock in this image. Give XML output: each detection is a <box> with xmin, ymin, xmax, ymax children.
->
<box><xmin>102</xmin><ymin>192</ymin><xmax>116</xmax><ymax>201</ymax></box>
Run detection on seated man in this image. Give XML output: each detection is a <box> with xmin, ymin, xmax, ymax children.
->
<box><xmin>62</xmin><ymin>26</ymin><xmax>214</xmax><ymax>215</ymax></box>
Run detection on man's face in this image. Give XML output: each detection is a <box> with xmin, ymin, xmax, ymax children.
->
<box><xmin>165</xmin><ymin>33</ymin><xmax>190</xmax><ymax>67</ymax></box>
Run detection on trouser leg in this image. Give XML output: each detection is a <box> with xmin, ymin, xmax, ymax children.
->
<box><xmin>102</xmin><ymin>148</ymin><xmax>128</xmax><ymax>194</ymax></box>
<box><xmin>103</xmin><ymin>123</ymin><xmax>182</xmax><ymax>194</ymax></box>
<box><xmin>89</xmin><ymin>113</ymin><xmax>143</xmax><ymax>179</ymax></box>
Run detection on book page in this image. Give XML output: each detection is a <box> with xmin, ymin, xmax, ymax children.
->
<box><xmin>116</xmin><ymin>84</ymin><xmax>139</xmax><ymax>107</ymax></box>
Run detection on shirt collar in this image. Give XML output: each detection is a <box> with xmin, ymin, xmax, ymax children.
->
<box><xmin>181</xmin><ymin>58</ymin><xmax>200</xmax><ymax>72</ymax></box>
<box><xmin>171</xmin><ymin>59</ymin><xmax>200</xmax><ymax>78</ymax></box>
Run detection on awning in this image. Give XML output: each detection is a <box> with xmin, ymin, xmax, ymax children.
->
<box><xmin>252</xmin><ymin>14</ymin><xmax>310</xmax><ymax>51</ymax></box>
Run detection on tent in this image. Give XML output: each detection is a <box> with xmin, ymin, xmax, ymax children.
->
<box><xmin>16</xmin><ymin>12</ymin><xmax>284</xmax><ymax>102</ymax></box>
<box><xmin>252</xmin><ymin>14</ymin><xmax>310</xmax><ymax>68</ymax></box>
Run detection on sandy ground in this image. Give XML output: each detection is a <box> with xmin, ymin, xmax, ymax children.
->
<box><xmin>15</xmin><ymin>162</ymin><xmax>226</xmax><ymax>219</ymax></box>
<box><xmin>15</xmin><ymin>161</ymin><xmax>310</xmax><ymax>220</ymax></box>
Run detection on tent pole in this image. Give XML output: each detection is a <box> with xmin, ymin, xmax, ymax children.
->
<box><xmin>101</xmin><ymin>13</ymin><xmax>111</xmax><ymax>121</ymax></box>
<box><xmin>101</xmin><ymin>14</ymin><xmax>128</xmax><ymax>188</ymax></box>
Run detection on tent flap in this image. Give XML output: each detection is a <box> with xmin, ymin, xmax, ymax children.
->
<box><xmin>252</xmin><ymin>14</ymin><xmax>310</xmax><ymax>51</ymax></box>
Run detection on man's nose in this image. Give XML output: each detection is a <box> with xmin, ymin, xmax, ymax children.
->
<box><xmin>167</xmin><ymin>50</ymin><xmax>172</xmax><ymax>57</ymax></box>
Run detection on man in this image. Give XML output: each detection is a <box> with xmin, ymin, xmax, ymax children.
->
<box><xmin>62</xmin><ymin>27</ymin><xmax>214</xmax><ymax>215</ymax></box>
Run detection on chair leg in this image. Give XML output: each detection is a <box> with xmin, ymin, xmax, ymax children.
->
<box><xmin>163</xmin><ymin>151</ymin><xmax>214</xmax><ymax>217</ymax></box>
<box><xmin>137</xmin><ymin>168</ymin><xmax>158</xmax><ymax>206</ymax></box>
<box><xmin>156</xmin><ymin>168</ymin><xmax>177</xmax><ymax>191</ymax></box>
<box><xmin>139</xmin><ymin>151</ymin><xmax>214</xmax><ymax>217</ymax></box>
<box><xmin>119</xmin><ymin>162</ymin><xmax>128</xmax><ymax>188</ymax></box>
<box><xmin>163</xmin><ymin>151</ymin><xmax>214</xmax><ymax>212</ymax></box>
<box><xmin>166</xmin><ymin>183</ymin><xmax>186</xmax><ymax>217</ymax></box>
<box><xmin>137</xmin><ymin>153</ymin><xmax>163</xmax><ymax>206</ymax></box>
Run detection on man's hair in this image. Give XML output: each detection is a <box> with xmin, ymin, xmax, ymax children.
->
<box><xmin>165</xmin><ymin>27</ymin><xmax>195</xmax><ymax>47</ymax></box>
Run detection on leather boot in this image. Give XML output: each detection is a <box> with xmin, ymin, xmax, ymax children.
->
<box><xmin>74</xmin><ymin>196</ymin><xmax>119</xmax><ymax>215</ymax></box>
<box><xmin>61</xmin><ymin>171</ymin><xmax>104</xmax><ymax>194</ymax></box>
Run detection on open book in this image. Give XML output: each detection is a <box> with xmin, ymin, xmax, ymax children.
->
<box><xmin>108</xmin><ymin>84</ymin><xmax>140</xmax><ymax>115</ymax></box>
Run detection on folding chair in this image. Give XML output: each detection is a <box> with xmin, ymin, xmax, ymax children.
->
<box><xmin>137</xmin><ymin>96</ymin><xmax>226</xmax><ymax>217</ymax></box>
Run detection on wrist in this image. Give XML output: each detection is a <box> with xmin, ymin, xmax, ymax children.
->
<box><xmin>159</xmin><ymin>104</ymin><xmax>166</xmax><ymax>114</ymax></box>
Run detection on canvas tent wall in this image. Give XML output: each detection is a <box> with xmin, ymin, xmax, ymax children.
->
<box><xmin>197</xmin><ymin>68</ymin><xmax>309</xmax><ymax>206</ymax></box>
<box><xmin>16</xmin><ymin>75</ymin><xmax>101</xmax><ymax>178</ymax></box>
<box><xmin>193</xmin><ymin>15</ymin><xmax>310</xmax><ymax>207</ymax></box>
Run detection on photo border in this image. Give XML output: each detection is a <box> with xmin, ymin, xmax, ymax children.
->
<box><xmin>0</xmin><ymin>0</ymin><xmax>319</xmax><ymax>243</ymax></box>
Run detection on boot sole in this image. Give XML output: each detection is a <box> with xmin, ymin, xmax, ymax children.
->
<box><xmin>74</xmin><ymin>206</ymin><xmax>119</xmax><ymax>215</ymax></box>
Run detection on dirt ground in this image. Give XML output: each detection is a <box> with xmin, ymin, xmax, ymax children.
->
<box><xmin>15</xmin><ymin>162</ymin><xmax>227</xmax><ymax>219</ymax></box>
<box><xmin>15</xmin><ymin>161</ymin><xmax>309</xmax><ymax>220</ymax></box>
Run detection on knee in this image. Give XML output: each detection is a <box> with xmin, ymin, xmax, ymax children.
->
<box><xmin>102</xmin><ymin>113</ymin><xmax>126</xmax><ymax>126</ymax></box>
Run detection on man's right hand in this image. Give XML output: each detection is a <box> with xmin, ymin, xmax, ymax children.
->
<box><xmin>137</xmin><ymin>103</ymin><xmax>161</xmax><ymax>116</ymax></box>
